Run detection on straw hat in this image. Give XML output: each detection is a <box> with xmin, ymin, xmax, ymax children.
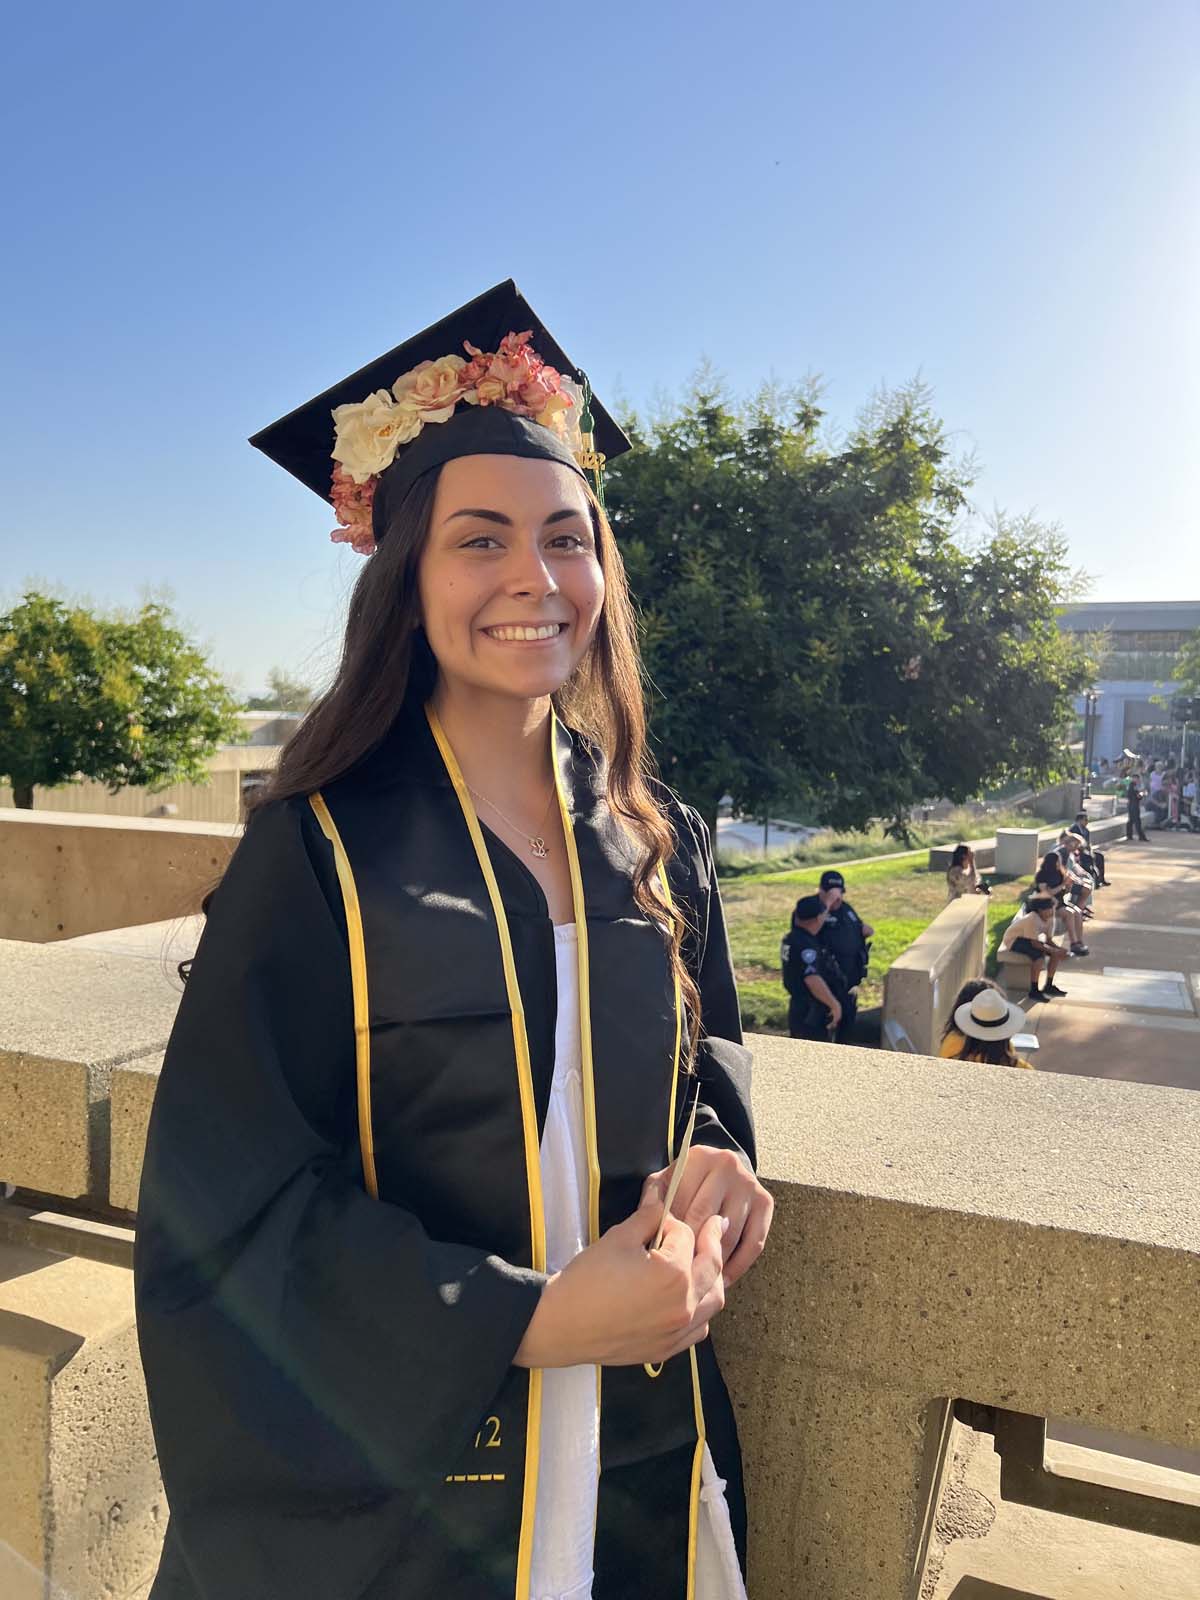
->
<box><xmin>954</xmin><ymin>987</ymin><xmax>1027</xmax><ymax>1041</ymax></box>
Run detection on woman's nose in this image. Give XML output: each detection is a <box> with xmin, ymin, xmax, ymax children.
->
<box><xmin>507</xmin><ymin>545</ymin><xmax>558</xmax><ymax>597</ymax></box>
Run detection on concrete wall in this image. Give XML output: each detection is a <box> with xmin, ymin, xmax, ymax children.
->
<box><xmin>881</xmin><ymin>895</ymin><xmax>988</xmax><ymax>1056</ymax></box>
<box><xmin>0</xmin><ymin>809</ymin><xmax>239</xmax><ymax>943</ymax></box>
<box><xmin>1016</xmin><ymin>780</ymin><xmax>1084</xmax><ymax>819</ymax></box>
<box><xmin>2</xmin><ymin>1019</ymin><xmax>1197</xmax><ymax>1600</ymax></box>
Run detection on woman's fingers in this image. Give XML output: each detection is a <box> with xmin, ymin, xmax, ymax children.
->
<box><xmin>654</xmin><ymin>1216</ymin><xmax>727</xmax><ymax>1361</ymax></box>
<box><xmin>638</xmin><ymin>1168</ymin><xmax>669</xmax><ymax>1209</ymax></box>
<box><xmin>682</xmin><ymin>1169</ymin><xmax>751</xmax><ymax>1261</ymax></box>
<box><xmin>722</xmin><ymin>1188</ymin><xmax>774</xmax><ymax>1289</ymax></box>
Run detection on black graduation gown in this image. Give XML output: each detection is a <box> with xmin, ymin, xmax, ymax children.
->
<box><xmin>134</xmin><ymin>698</ymin><xmax>756</xmax><ymax>1600</ymax></box>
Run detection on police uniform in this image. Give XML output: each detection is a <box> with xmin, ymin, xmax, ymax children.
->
<box><xmin>781</xmin><ymin>926</ymin><xmax>848</xmax><ymax>1040</ymax></box>
<box><xmin>818</xmin><ymin>900</ymin><xmax>869</xmax><ymax>1042</ymax></box>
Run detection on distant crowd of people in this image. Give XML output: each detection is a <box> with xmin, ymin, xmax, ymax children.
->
<box><xmin>1115</xmin><ymin>757</ymin><xmax>1199</xmax><ymax>837</ymax></box>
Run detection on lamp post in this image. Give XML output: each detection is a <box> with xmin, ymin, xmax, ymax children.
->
<box><xmin>1081</xmin><ymin>689</ymin><xmax>1101</xmax><ymax>800</ymax></box>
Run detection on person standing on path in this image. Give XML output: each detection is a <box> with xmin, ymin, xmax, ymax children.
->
<box><xmin>1126</xmin><ymin>775</ymin><xmax>1149</xmax><ymax>842</ymax></box>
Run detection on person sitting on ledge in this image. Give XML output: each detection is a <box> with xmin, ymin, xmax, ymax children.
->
<box><xmin>1072</xmin><ymin>812</ymin><xmax>1110</xmax><ymax>886</ymax></box>
<box><xmin>1033</xmin><ymin>851</ymin><xmax>1090</xmax><ymax>955</ymax></box>
<box><xmin>1000</xmin><ymin>895</ymin><xmax>1072</xmax><ymax>1003</ymax></box>
<box><xmin>946</xmin><ymin>843</ymin><xmax>991</xmax><ymax>901</ymax></box>
<box><xmin>1055</xmin><ymin>831</ymin><xmax>1095</xmax><ymax>916</ymax></box>
<box><xmin>939</xmin><ymin>979</ymin><xmax>1035</xmax><ymax>1068</ymax></box>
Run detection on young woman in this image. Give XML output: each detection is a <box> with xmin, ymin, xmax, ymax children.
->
<box><xmin>134</xmin><ymin>285</ymin><xmax>773</xmax><ymax>1600</ymax></box>
<box><xmin>945</xmin><ymin>843</ymin><xmax>989</xmax><ymax>901</ymax></box>
<box><xmin>939</xmin><ymin>979</ymin><xmax>1034</xmax><ymax>1068</ymax></box>
<box><xmin>1032</xmin><ymin>850</ymin><xmax>1089</xmax><ymax>955</ymax></box>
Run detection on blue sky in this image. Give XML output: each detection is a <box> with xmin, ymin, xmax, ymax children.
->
<box><xmin>3</xmin><ymin>0</ymin><xmax>1196</xmax><ymax>696</ymax></box>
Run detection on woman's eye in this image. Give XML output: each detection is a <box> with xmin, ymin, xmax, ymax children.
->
<box><xmin>458</xmin><ymin>531</ymin><xmax>589</xmax><ymax>551</ymax></box>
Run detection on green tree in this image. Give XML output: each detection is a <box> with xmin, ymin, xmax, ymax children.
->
<box><xmin>0</xmin><ymin>592</ymin><xmax>243</xmax><ymax>808</ymax></box>
<box><xmin>607</xmin><ymin>378</ymin><xmax>1092</xmax><ymax>839</ymax></box>
<box><xmin>244</xmin><ymin>666</ymin><xmax>315</xmax><ymax>713</ymax></box>
<box><xmin>1173</xmin><ymin>629</ymin><xmax>1200</xmax><ymax>697</ymax></box>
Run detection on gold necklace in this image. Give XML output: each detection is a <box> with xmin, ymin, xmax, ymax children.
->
<box><xmin>468</xmin><ymin>781</ymin><xmax>557</xmax><ymax>858</ymax></box>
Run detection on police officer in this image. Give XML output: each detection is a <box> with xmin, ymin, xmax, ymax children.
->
<box><xmin>781</xmin><ymin>894</ymin><xmax>848</xmax><ymax>1041</ymax></box>
<box><xmin>817</xmin><ymin>870</ymin><xmax>874</xmax><ymax>1042</ymax></box>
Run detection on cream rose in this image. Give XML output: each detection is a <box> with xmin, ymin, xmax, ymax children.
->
<box><xmin>392</xmin><ymin>354</ymin><xmax>467</xmax><ymax>421</ymax></box>
<box><xmin>331</xmin><ymin>390</ymin><xmax>421</xmax><ymax>483</ymax></box>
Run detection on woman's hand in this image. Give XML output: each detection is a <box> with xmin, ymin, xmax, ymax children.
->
<box><xmin>513</xmin><ymin>1193</ymin><xmax>727</xmax><ymax>1370</ymax></box>
<box><xmin>639</xmin><ymin>1145</ymin><xmax>773</xmax><ymax>1290</ymax></box>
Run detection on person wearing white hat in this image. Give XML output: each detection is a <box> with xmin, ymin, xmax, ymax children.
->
<box><xmin>942</xmin><ymin>985</ymin><xmax>1035</xmax><ymax>1069</ymax></box>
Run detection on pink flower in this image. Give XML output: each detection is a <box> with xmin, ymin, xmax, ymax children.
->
<box><xmin>459</xmin><ymin>331</ymin><xmax>574</xmax><ymax>425</ymax></box>
<box><xmin>392</xmin><ymin>354</ymin><xmax>468</xmax><ymax>419</ymax></box>
<box><xmin>330</xmin><ymin>464</ymin><xmax>377</xmax><ymax>556</ymax></box>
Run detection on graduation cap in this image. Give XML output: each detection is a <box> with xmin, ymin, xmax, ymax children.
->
<box><xmin>249</xmin><ymin>280</ymin><xmax>630</xmax><ymax>554</ymax></box>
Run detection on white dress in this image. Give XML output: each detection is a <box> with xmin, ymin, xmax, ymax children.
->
<box><xmin>528</xmin><ymin>924</ymin><xmax>747</xmax><ymax>1600</ymax></box>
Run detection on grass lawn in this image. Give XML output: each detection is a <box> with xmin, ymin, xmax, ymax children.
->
<box><xmin>722</xmin><ymin>852</ymin><xmax>1028</xmax><ymax>1032</ymax></box>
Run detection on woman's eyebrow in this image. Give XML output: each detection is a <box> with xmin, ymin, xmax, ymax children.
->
<box><xmin>444</xmin><ymin>508</ymin><xmax>588</xmax><ymax>527</ymax></box>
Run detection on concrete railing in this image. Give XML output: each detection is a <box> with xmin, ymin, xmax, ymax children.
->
<box><xmin>881</xmin><ymin>895</ymin><xmax>988</xmax><ymax>1056</ymax></box>
<box><xmin>3</xmin><ymin>934</ymin><xmax>1198</xmax><ymax>1599</ymax></box>
<box><xmin>0</xmin><ymin>809</ymin><xmax>238</xmax><ymax>942</ymax></box>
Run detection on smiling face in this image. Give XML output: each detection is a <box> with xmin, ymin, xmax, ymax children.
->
<box><xmin>416</xmin><ymin>454</ymin><xmax>605</xmax><ymax>705</ymax></box>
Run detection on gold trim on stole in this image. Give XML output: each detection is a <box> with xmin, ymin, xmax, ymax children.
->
<box><xmin>424</xmin><ymin>701</ymin><xmax>551</xmax><ymax>1600</ymax></box>
<box><xmin>307</xmin><ymin>792</ymin><xmax>378</xmax><ymax>1199</ymax></box>
<box><xmin>546</xmin><ymin>706</ymin><xmax>606</xmax><ymax>1550</ymax></box>
<box><xmin>644</xmin><ymin>862</ymin><xmax>708</xmax><ymax>1600</ymax></box>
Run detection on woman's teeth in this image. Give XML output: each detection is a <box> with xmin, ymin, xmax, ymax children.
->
<box><xmin>485</xmin><ymin>624</ymin><xmax>564</xmax><ymax>642</ymax></box>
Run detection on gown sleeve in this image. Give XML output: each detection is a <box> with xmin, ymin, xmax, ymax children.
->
<box><xmin>133</xmin><ymin>797</ymin><xmax>545</xmax><ymax>1579</ymax></box>
<box><xmin>666</xmin><ymin>802</ymin><xmax>757</xmax><ymax>1172</ymax></box>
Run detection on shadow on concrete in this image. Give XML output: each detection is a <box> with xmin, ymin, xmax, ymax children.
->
<box><xmin>948</xmin><ymin>1581</ymin><xmax>1054</xmax><ymax>1600</ymax></box>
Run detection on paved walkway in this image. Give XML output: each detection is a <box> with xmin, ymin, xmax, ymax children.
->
<box><xmin>1021</xmin><ymin>829</ymin><xmax>1200</xmax><ymax>1088</ymax></box>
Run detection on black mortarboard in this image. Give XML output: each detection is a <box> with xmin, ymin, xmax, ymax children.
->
<box><xmin>249</xmin><ymin>280</ymin><xmax>630</xmax><ymax>548</ymax></box>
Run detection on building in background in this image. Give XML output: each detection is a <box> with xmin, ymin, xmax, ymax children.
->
<box><xmin>1059</xmin><ymin>600</ymin><xmax>1200</xmax><ymax>763</ymax></box>
<box><xmin>0</xmin><ymin>712</ymin><xmax>304</xmax><ymax>824</ymax></box>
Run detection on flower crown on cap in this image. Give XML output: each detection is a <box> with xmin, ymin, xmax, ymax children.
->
<box><xmin>329</xmin><ymin>331</ymin><xmax>587</xmax><ymax>556</ymax></box>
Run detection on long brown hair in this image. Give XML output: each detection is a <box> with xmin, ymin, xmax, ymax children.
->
<box><xmin>247</xmin><ymin>463</ymin><xmax>704</xmax><ymax>1067</ymax></box>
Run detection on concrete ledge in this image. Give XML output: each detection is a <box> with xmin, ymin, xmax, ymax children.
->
<box><xmin>0</xmin><ymin>944</ymin><xmax>182</xmax><ymax>1199</ymax></box>
<box><xmin>0</xmin><ymin>808</ymin><xmax>238</xmax><ymax>943</ymax></box>
<box><xmin>881</xmin><ymin>896</ymin><xmax>987</xmax><ymax>1055</ymax></box>
<box><xmin>720</xmin><ymin>1036</ymin><xmax>1200</xmax><ymax>1600</ymax></box>
<box><xmin>0</xmin><ymin>1233</ymin><xmax>163</xmax><ymax>1600</ymax></box>
<box><xmin>110</xmin><ymin>1054</ymin><xmax>164</xmax><ymax>1212</ymax></box>
<box><xmin>928</xmin><ymin>836</ymin><xmax>995</xmax><ymax>873</ymax></box>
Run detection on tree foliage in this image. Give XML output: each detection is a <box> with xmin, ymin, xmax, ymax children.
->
<box><xmin>244</xmin><ymin>666</ymin><xmax>315</xmax><ymax>712</ymax></box>
<box><xmin>1173</xmin><ymin>629</ymin><xmax>1200</xmax><ymax>698</ymax></box>
<box><xmin>0</xmin><ymin>592</ymin><xmax>243</xmax><ymax>808</ymax></box>
<box><xmin>606</xmin><ymin>378</ymin><xmax>1094</xmax><ymax>838</ymax></box>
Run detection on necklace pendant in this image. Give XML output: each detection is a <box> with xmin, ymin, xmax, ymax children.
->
<box><xmin>529</xmin><ymin>836</ymin><xmax>549</xmax><ymax>859</ymax></box>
